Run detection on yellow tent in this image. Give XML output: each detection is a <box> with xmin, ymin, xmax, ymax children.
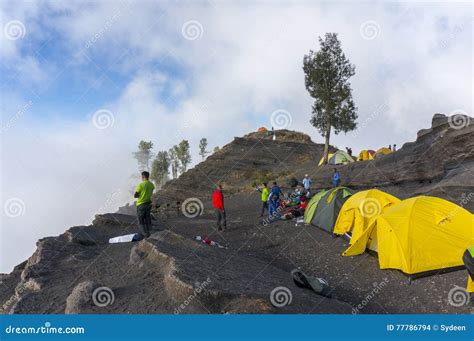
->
<box><xmin>374</xmin><ymin>147</ymin><xmax>393</xmax><ymax>158</ymax></box>
<box><xmin>334</xmin><ymin>189</ymin><xmax>400</xmax><ymax>252</ymax></box>
<box><xmin>344</xmin><ymin>196</ymin><xmax>474</xmax><ymax>275</ymax></box>
<box><xmin>318</xmin><ymin>153</ymin><xmax>334</xmax><ymax>166</ymax></box>
<box><xmin>357</xmin><ymin>150</ymin><xmax>374</xmax><ymax>161</ymax></box>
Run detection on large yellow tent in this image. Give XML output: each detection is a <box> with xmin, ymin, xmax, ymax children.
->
<box><xmin>344</xmin><ymin>196</ymin><xmax>474</xmax><ymax>275</ymax></box>
<box><xmin>334</xmin><ymin>189</ymin><xmax>400</xmax><ymax>252</ymax></box>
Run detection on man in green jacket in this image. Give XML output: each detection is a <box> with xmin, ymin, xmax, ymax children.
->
<box><xmin>134</xmin><ymin>171</ymin><xmax>155</xmax><ymax>238</ymax></box>
<box><xmin>256</xmin><ymin>182</ymin><xmax>269</xmax><ymax>217</ymax></box>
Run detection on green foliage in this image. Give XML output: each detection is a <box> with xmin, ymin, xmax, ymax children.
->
<box><xmin>213</xmin><ymin>146</ymin><xmax>220</xmax><ymax>153</ymax></box>
<box><xmin>303</xmin><ymin>33</ymin><xmax>358</xmax><ymax>163</ymax></box>
<box><xmin>198</xmin><ymin>138</ymin><xmax>209</xmax><ymax>160</ymax></box>
<box><xmin>150</xmin><ymin>151</ymin><xmax>170</xmax><ymax>187</ymax></box>
<box><xmin>176</xmin><ymin>140</ymin><xmax>192</xmax><ymax>173</ymax></box>
<box><xmin>133</xmin><ymin>140</ymin><xmax>154</xmax><ymax>171</ymax></box>
<box><xmin>168</xmin><ymin>146</ymin><xmax>179</xmax><ymax>179</ymax></box>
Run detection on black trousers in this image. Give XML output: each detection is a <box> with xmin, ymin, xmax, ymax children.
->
<box><xmin>216</xmin><ymin>209</ymin><xmax>226</xmax><ymax>230</ymax></box>
<box><xmin>261</xmin><ymin>201</ymin><xmax>268</xmax><ymax>216</ymax></box>
<box><xmin>137</xmin><ymin>203</ymin><xmax>152</xmax><ymax>237</ymax></box>
<box><xmin>463</xmin><ymin>249</ymin><xmax>474</xmax><ymax>280</ymax></box>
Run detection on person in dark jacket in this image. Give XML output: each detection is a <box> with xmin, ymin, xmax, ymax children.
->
<box><xmin>212</xmin><ymin>184</ymin><xmax>226</xmax><ymax>231</ymax></box>
<box><xmin>268</xmin><ymin>182</ymin><xmax>282</xmax><ymax>218</ymax></box>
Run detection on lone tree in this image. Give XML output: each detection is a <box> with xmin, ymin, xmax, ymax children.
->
<box><xmin>176</xmin><ymin>140</ymin><xmax>192</xmax><ymax>173</ymax></box>
<box><xmin>150</xmin><ymin>151</ymin><xmax>170</xmax><ymax>187</ymax></box>
<box><xmin>198</xmin><ymin>138</ymin><xmax>209</xmax><ymax>160</ymax></box>
<box><xmin>168</xmin><ymin>146</ymin><xmax>180</xmax><ymax>179</ymax></box>
<box><xmin>303</xmin><ymin>33</ymin><xmax>358</xmax><ymax>164</ymax></box>
<box><xmin>133</xmin><ymin>140</ymin><xmax>154</xmax><ymax>171</ymax></box>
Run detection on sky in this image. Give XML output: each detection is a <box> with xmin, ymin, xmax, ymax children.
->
<box><xmin>0</xmin><ymin>0</ymin><xmax>472</xmax><ymax>273</ymax></box>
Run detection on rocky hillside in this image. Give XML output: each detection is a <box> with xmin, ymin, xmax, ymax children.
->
<box><xmin>1</xmin><ymin>113</ymin><xmax>472</xmax><ymax>314</ymax></box>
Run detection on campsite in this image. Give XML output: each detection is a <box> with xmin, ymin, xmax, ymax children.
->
<box><xmin>2</xmin><ymin>113</ymin><xmax>472</xmax><ymax>315</ymax></box>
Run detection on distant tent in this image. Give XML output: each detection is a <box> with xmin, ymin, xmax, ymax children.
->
<box><xmin>318</xmin><ymin>150</ymin><xmax>354</xmax><ymax>166</ymax></box>
<box><xmin>304</xmin><ymin>190</ymin><xmax>328</xmax><ymax>224</ymax></box>
<box><xmin>344</xmin><ymin>196</ymin><xmax>474</xmax><ymax>275</ymax></box>
<box><xmin>357</xmin><ymin>150</ymin><xmax>375</xmax><ymax>161</ymax></box>
<box><xmin>374</xmin><ymin>147</ymin><xmax>393</xmax><ymax>158</ymax></box>
<box><xmin>257</xmin><ymin>127</ymin><xmax>268</xmax><ymax>133</ymax></box>
<box><xmin>310</xmin><ymin>187</ymin><xmax>353</xmax><ymax>233</ymax></box>
<box><xmin>334</xmin><ymin>189</ymin><xmax>401</xmax><ymax>252</ymax></box>
<box><xmin>318</xmin><ymin>153</ymin><xmax>334</xmax><ymax>166</ymax></box>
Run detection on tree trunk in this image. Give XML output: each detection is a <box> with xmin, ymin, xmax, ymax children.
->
<box><xmin>323</xmin><ymin>126</ymin><xmax>331</xmax><ymax>164</ymax></box>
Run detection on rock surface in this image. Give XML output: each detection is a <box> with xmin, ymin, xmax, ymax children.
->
<box><xmin>1</xmin><ymin>114</ymin><xmax>472</xmax><ymax>314</ymax></box>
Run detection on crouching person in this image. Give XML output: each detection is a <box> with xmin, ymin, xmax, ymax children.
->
<box><xmin>134</xmin><ymin>171</ymin><xmax>155</xmax><ymax>238</ymax></box>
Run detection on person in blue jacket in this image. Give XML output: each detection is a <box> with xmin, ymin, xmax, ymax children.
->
<box><xmin>268</xmin><ymin>181</ymin><xmax>282</xmax><ymax>218</ymax></box>
<box><xmin>332</xmin><ymin>168</ymin><xmax>340</xmax><ymax>187</ymax></box>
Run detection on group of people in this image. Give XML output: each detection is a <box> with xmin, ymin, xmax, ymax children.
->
<box><xmin>132</xmin><ymin>166</ymin><xmax>342</xmax><ymax>237</ymax></box>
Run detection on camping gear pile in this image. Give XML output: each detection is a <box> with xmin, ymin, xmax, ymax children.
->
<box><xmin>301</xmin><ymin>187</ymin><xmax>474</xmax><ymax>283</ymax></box>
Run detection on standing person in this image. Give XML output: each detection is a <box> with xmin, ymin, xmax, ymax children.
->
<box><xmin>213</xmin><ymin>184</ymin><xmax>226</xmax><ymax>231</ymax></box>
<box><xmin>134</xmin><ymin>171</ymin><xmax>155</xmax><ymax>238</ymax></box>
<box><xmin>388</xmin><ymin>145</ymin><xmax>392</xmax><ymax>151</ymax></box>
<box><xmin>268</xmin><ymin>181</ymin><xmax>282</xmax><ymax>218</ymax></box>
<box><xmin>256</xmin><ymin>182</ymin><xmax>269</xmax><ymax>217</ymax></box>
<box><xmin>393</xmin><ymin>144</ymin><xmax>397</xmax><ymax>152</ymax></box>
<box><xmin>302</xmin><ymin>174</ymin><xmax>312</xmax><ymax>195</ymax></box>
<box><xmin>332</xmin><ymin>168</ymin><xmax>340</xmax><ymax>187</ymax></box>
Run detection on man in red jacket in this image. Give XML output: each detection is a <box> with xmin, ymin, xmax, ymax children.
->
<box><xmin>213</xmin><ymin>184</ymin><xmax>226</xmax><ymax>231</ymax></box>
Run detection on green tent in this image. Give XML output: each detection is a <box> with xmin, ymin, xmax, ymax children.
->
<box><xmin>304</xmin><ymin>190</ymin><xmax>328</xmax><ymax>224</ymax></box>
<box><xmin>311</xmin><ymin>187</ymin><xmax>353</xmax><ymax>233</ymax></box>
<box><xmin>328</xmin><ymin>150</ymin><xmax>354</xmax><ymax>165</ymax></box>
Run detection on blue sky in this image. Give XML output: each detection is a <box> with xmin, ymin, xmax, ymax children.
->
<box><xmin>1</xmin><ymin>0</ymin><xmax>472</xmax><ymax>272</ymax></box>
